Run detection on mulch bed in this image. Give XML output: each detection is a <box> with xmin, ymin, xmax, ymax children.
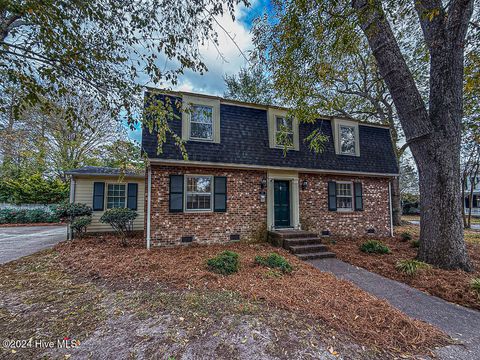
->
<box><xmin>329</xmin><ymin>225</ymin><xmax>480</xmax><ymax>311</ymax></box>
<box><xmin>0</xmin><ymin>222</ymin><xmax>63</xmax><ymax>227</ymax></box>
<box><xmin>54</xmin><ymin>235</ymin><xmax>449</xmax><ymax>355</ymax></box>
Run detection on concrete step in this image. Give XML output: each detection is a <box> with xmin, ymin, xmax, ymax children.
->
<box><xmin>295</xmin><ymin>251</ymin><xmax>336</xmax><ymax>260</ymax></box>
<box><xmin>288</xmin><ymin>244</ymin><xmax>329</xmax><ymax>254</ymax></box>
<box><xmin>269</xmin><ymin>230</ymin><xmax>318</xmax><ymax>239</ymax></box>
<box><xmin>283</xmin><ymin>237</ymin><xmax>323</xmax><ymax>247</ymax></box>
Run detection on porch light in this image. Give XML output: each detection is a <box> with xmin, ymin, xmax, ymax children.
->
<box><xmin>260</xmin><ymin>177</ymin><xmax>267</xmax><ymax>189</ymax></box>
<box><xmin>302</xmin><ymin>179</ymin><xmax>308</xmax><ymax>190</ymax></box>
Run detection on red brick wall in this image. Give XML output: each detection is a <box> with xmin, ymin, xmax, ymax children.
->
<box><xmin>148</xmin><ymin>165</ymin><xmax>267</xmax><ymax>246</ymax></box>
<box><xmin>299</xmin><ymin>173</ymin><xmax>391</xmax><ymax>237</ymax></box>
<box><xmin>147</xmin><ymin>165</ymin><xmax>392</xmax><ymax>246</ymax></box>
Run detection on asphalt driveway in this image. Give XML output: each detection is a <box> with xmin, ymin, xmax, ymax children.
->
<box><xmin>0</xmin><ymin>225</ymin><xmax>67</xmax><ymax>264</ymax></box>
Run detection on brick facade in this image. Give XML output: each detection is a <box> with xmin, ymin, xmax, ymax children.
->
<box><xmin>148</xmin><ymin>165</ymin><xmax>267</xmax><ymax>246</ymax></box>
<box><xmin>147</xmin><ymin>165</ymin><xmax>392</xmax><ymax>246</ymax></box>
<box><xmin>299</xmin><ymin>173</ymin><xmax>391</xmax><ymax>237</ymax></box>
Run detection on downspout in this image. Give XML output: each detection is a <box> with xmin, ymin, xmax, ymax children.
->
<box><xmin>146</xmin><ymin>166</ymin><xmax>152</xmax><ymax>249</ymax></box>
<box><xmin>68</xmin><ymin>176</ymin><xmax>76</xmax><ymax>240</ymax></box>
<box><xmin>388</xmin><ymin>180</ymin><xmax>394</xmax><ymax>237</ymax></box>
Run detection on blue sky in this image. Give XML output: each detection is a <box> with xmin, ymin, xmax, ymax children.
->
<box><xmin>125</xmin><ymin>0</ymin><xmax>271</xmax><ymax>143</ymax></box>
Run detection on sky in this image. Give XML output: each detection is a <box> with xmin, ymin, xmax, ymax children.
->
<box><xmin>126</xmin><ymin>0</ymin><xmax>271</xmax><ymax>143</ymax></box>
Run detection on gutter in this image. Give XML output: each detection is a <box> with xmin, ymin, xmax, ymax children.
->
<box><xmin>68</xmin><ymin>176</ymin><xmax>76</xmax><ymax>240</ymax></box>
<box><xmin>146</xmin><ymin>166</ymin><xmax>152</xmax><ymax>249</ymax></box>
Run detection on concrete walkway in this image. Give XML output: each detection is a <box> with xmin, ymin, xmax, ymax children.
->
<box><xmin>310</xmin><ymin>258</ymin><xmax>480</xmax><ymax>359</ymax></box>
<box><xmin>0</xmin><ymin>225</ymin><xmax>67</xmax><ymax>264</ymax></box>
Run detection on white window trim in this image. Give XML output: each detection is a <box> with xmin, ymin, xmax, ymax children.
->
<box><xmin>184</xmin><ymin>174</ymin><xmax>214</xmax><ymax>213</ymax></box>
<box><xmin>333</xmin><ymin>119</ymin><xmax>360</xmax><ymax>157</ymax></box>
<box><xmin>106</xmin><ymin>182</ymin><xmax>127</xmax><ymax>209</ymax></box>
<box><xmin>336</xmin><ymin>181</ymin><xmax>354</xmax><ymax>212</ymax></box>
<box><xmin>268</xmin><ymin>108</ymin><xmax>299</xmax><ymax>151</ymax></box>
<box><xmin>182</xmin><ymin>95</ymin><xmax>220</xmax><ymax>143</ymax></box>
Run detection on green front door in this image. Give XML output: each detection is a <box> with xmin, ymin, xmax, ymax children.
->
<box><xmin>274</xmin><ymin>180</ymin><xmax>290</xmax><ymax>228</ymax></box>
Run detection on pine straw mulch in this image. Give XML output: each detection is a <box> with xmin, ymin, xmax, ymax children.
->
<box><xmin>329</xmin><ymin>225</ymin><xmax>480</xmax><ymax>311</ymax></box>
<box><xmin>54</xmin><ymin>235</ymin><xmax>449</xmax><ymax>356</ymax></box>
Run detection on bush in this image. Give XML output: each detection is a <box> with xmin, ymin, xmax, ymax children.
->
<box><xmin>411</xmin><ymin>240</ymin><xmax>420</xmax><ymax>248</ymax></box>
<box><xmin>470</xmin><ymin>278</ymin><xmax>480</xmax><ymax>295</ymax></box>
<box><xmin>100</xmin><ymin>208</ymin><xmax>138</xmax><ymax>246</ymax></box>
<box><xmin>400</xmin><ymin>232</ymin><xmax>412</xmax><ymax>242</ymax></box>
<box><xmin>54</xmin><ymin>202</ymin><xmax>92</xmax><ymax>220</ymax></box>
<box><xmin>0</xmin><ymin>174</ymin><xmax>68</xmax><ymax>204</ymax></box>
<box><xmin>395</xmin><ymin>259</ymin><xmax>431</xmax><ymax>276</ymax></box>
<box><xmin>359</xmin><ymin>240</ymin><xmax>391</xmax><ymax>254</ymax></box>
<box><xmin>71</xmin><ymin>216</ymin><xmax>92</xmax><ymax>238</ymax></box>
<box><xmin>206</xmin><ymin>251</ymin><xmax>240</xmax><ymax>275</ymax></box>
<box><xmin>255</xmin><ymin>253</ymin><xmax>293</xmax><ymax>274</ymax></box>
<box><xmin>0</xmin><ymin>208</ymin><xmax>60</xmax><ymax>224</ymax></box>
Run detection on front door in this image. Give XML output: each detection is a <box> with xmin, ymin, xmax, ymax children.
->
<box><xmin>274</xmin><ymin>180</ymin><xmax>290</xmax><ymax>228</ymax></box>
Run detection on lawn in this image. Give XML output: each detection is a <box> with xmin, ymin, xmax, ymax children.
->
<box><xmin>329</xmin><ymin>224</ymin><xmax>480</xmax><ymax>310</ymax></box>
<box><xmin>0</xmin><ymin>235</ymin><xmax>449</xmax><ymax>359</ymax></box>
<box><xmin>402</xmin><ymin>215</ymin><xmax>480</xmax><ymax>225</ymax></box>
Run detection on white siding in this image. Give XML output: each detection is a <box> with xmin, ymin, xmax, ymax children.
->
<box><xmin>73</xmin><ymin>176</ymin><xmax>145</xmax><ymax>233</ymax></box>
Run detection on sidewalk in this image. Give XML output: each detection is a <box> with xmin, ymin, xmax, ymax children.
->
<box><xmin>309</xmin><ymin>258</ymin><xmax>480</xmax><ymax>360</ymax></box>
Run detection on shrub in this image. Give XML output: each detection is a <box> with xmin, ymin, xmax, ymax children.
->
<box><xmin>255</xmin><ymin>253</ymin><xmax>293</xmax><ymax>274</ymax></box>
<box><xmin>359</xmin><ymin>240</ymin><xmax>391</xmax><ymax>254</ymax></box>
<box><xmin>411</xmin><ymin>240</ymin><xmax>420</xmax><ymax>248</ymax></box>
<box><xmin>470</xmin><ymin>278</ymin><xmax>480</xmax><ymax>295</ymax></box>
<box><xmin>395</xmin><ymin>259</ymin><xmax>431</xmax><ymax>276</ymax></box>
<box><xmin>100</xmin><ymin>208</ymin><xmax>138</xmax><ymax>246</ymax></box>
<box><xmin>0</xmin><ymin>208</ymin><xmax>59</xmax><ymax>224</ymax></box>
<box><xmin>400</xmin><ymin>232</ymin><xmax>412</xmax><ymax>242</ymax></box>
<box><xmin>206</xmin><ymin>251</ymin><xmax>240</xmax><ymax>275</ymax></box>
<box><xmin>53</xmin><ymin>202</ymin><xmax>92</xmax><ymax>238</ymax></box>
<box><xmin>71</xmin><ymin>216</ymin><xmax>92</xmax><ymax>238</ymax></box>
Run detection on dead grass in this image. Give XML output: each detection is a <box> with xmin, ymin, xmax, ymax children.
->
<box><xmin>329</xmin><ymin>225</ymin><xmax>480</xmax><ymax>310</ymax></box>
<box><xmin>53</xmin><ymin>234</ymin><xmax>449</xmax><ymax>355</ymax></box>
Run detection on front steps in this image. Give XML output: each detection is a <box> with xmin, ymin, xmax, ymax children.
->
<box><xmin>268</xmin><ymin>230</ymin><xmax>336</xmax><ymax>260</ymax></box>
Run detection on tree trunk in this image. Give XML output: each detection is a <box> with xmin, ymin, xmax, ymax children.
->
<box><xmin>352</xmin><ymin>0</ymin><xmax>473</xmax><ymax>271</ymax></box>
<box><xmin>391</xmin><ymin>176</ymin><xmax>402</xmax><ymax>226</ymax></box>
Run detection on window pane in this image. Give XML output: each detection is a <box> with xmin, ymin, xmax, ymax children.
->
<box><xmin>107</xmin><ymin>184</ymin><xmax>126</xmax><ymax>209</ymax></box>
<box><xmin>276</xmin><ymin>116</ymin><xmax>292</xmax><ymax>131</ymax></box>
<box><xmin>191</xmin><ymin>105</ymin><xmax>213</xmax><ymax>124</ymax></box>
<box><xmin>186</xmin><ymin>194</ymin><xmax>211</xmax><ymax>210</ymax></box>
<box><xmin>337</xmin><ymin>196</ymin><xmax>353</xmax><ymax>209</ymax></box>
<box><xmin>187</xmin><ymin>176</ymin><xmax>211</xmax><ymax>193</ymax></box>
<box><xmin>336</xmin><ymin>183</ymin><xmax>352</xmax><ymax>196</ymax></box>
<box><xmin>190</xmin><ymin>122</ymin><xmax>213</xmax><ymax>139</ymax></box>
<box><xmin>340</xmin><ymin>125</ymin><xmax>356</xmax><ymax>154</ymax></box>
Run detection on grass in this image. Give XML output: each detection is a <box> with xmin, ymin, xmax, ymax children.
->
<box><xmin>396</xmin><ymin>259</ymin><xmax>431</xmax><ymax>276</ymax></box>
<box><xmin>402</xmin><ymin>215</ymin><xmax>480</xmax><ymax>225</ymax></box>
<box><xmin>359</xmin><ymin>240</ymin><xmax>391</xmax><ymax>254</ymax></box>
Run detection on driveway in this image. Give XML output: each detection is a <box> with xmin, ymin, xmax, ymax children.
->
<box><xmin>310</xmin><ymin>258</ymin><xmax>480</xmax><ymax>360</ymax></box>
<box><xmin>0</xmin><ymin>225</ymin><xmax>67</xmax><ymax>264</ymax></box>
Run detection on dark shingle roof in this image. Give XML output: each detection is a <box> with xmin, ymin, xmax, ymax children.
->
<box><xmin>142</xmin><ymin>94</ymin><xmax>399</xmax><ymax>175</ymax></box>
<box><xmin>65</xmin><ymin>166</ymin><xmax>144</xmax><ymax>178</ymax></box>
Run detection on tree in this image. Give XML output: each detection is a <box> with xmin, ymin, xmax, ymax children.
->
<box><xmin>1</xmin><ymin>0</ymin><xmax>247</xmax><ymax>131</ymax></box>
<box><xmin>224</xmin><ymin>65</ymin><xmax>276</xmax><ymax>105</ymax></box>
<box><xmin>254</xmin><ymin>0</ymin><xmax>480</xmax><ymax>270</ymax></box>
<box><xmin>99</xmin><ymin>139</ymin><xmax>143</xmax><ymax>171</ymax></box>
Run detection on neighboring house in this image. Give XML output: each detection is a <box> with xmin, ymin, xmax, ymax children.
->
<box><xmin>142</xmin><ymin>90</ymin><xmax>399</xmax><ymax>251</ymax></box>
<box><xmin>464</xmin><ymin>176</ymin><xmax>480</xmax><ymax>215</ymax></box>
<box><xmin>65</xmin><ymin>166</ymin><xmax>145</xmax><ymax>233</ymax></box>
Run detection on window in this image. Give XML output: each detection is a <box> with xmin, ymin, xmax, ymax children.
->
<box><xmin>275</xmin><ymin>116</ymin><xmax>294</xmax><ymax>147</ymax></box>
<box><xmin>185</xmin><ymin>175</ymin><xmax>212</xmax><ymax>211</ymax></box>
<box><xmin>336</xmin><ymin>182</ymin><xmax>353</xmax><ymax>210</ymax></box>
<box><xmin>190</xmin><ymin>105</ymin><xmax>213</xmax><ymax>140</ymax></box>
<box><xmin>107</xmin><ymin>184</ymin><xmax>126</xmax><ymax>209</ymax></box>
<box><xmin>339</xmin><ymin>125</ymin><xmax>356</xmax><ymax>155</ymax></box>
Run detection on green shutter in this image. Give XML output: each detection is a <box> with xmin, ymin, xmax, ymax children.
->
<box><xmin>354</xmin><ymin>182</ymin><xmax>363</xmax><ymax>211</ymax></box>
<box><xmin>214</xmin><ymin>176</ymin><xmax>227</xmax><ymax>212</ymax></box>
<box><xmin>328</xmin><ymin>181</ymin><xmax>337</xmax><ymax>211</ymax></box>
<box><xmin>169</xmin><ymin>175</ymin><xmax>184</xmax><ymax>212</ymax></box>
<box><xmin>93</xmin><ymin>182</ymin><xmax>105</xmax><ymax>211</ymax></box>
<box><xmin>127</xmin><ymin>183</ymin><xmax>138</xmax><ymax>210</ymax></box>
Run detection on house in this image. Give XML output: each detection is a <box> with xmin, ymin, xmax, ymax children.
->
<box><xmin>142</xmin><ymin>90</ymin><xmax>399</xmax><ymax>254</ymax></box>
<box><xmin>65</xmin><ymin>166</ymin><xmax>145</xmax><ymax>233</ymax></box>
<box><xmin>464</xmin><ymin>176</ymin><xmax>480</xmax><ymax>216</ymax></box>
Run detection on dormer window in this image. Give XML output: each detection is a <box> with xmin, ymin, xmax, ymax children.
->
<box><xmin>181</xmin><ymin>95</ymin><xmax>220</xmax><ymax>143</ymax></box>
<box><xmin>339</xmin><ymin>125</ymin><xmax>356</xmax><ymax>155</ymax></box>
<box><xmin>333</xmin><ymin>119</ymin><xmax>360</xmax><ymax>156</ymax></box>
<box><xmin>268</xmin><ymin>108</ymin><xmax>299</xmax><ymax>151</ymax></box>
<box><xmin>275</xmin><ymin>116</ymin><xmax>294</xmax><ymax>147</ymax></box>
<box><xmin>190</xmin><ymin>105</ymin><xmax>213</xmax><ymax>140</ymax></box>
